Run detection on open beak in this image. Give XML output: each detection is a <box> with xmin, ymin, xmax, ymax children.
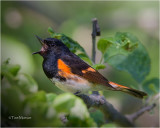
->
<box><xmin>32</xmin><ymin>51</ymin><xmax>41</xmax><ymax>55</ymax></box>
<box><xmin>32</xmin><ymin>35</ymin><xmax>44</xmax><ymax>55</ymax></box>
<box><xmin>35</xmin><ymin>35</ymin><xmax>44</xmax><ymax>45</ymax></box>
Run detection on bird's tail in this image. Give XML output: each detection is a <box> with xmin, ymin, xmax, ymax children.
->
<box><xmin>109</xmin><ymin>81</ymin><xmax>147</xmax><ymax>99</ymax></box>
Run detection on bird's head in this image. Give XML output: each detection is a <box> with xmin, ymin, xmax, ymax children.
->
<box><xmin>32</xmin><ymin>36</ymin><xmax>70</xmax><ymax>58</ymax></box>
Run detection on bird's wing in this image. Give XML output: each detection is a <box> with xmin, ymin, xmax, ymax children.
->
<box><xmin>58</xmin><ymin>53</ymin><xmax>113</xmax><ymax>88</ymax></box>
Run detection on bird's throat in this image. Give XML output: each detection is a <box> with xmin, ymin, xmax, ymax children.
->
<box><xmin>42</xmin><ymin>54</ymin><xmax>58</xmax><ymax>79</ymax></box>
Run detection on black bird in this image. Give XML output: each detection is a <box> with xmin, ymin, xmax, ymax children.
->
<box><xmin>33</xmin><ymin>36</ymin><xmax>147</xmax><ymax>98</ymax></box>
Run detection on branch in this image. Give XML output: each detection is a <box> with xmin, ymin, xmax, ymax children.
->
<box><xmin>78</xmin><ymin>94</ymin><xmax>134</xmax><ymax>127</ymax></box>
<box><xmin>126</xmin><ymin>103</ymin><xmax>156</xmax><ymax>122</ymax></box>
<box><xmin>90</xmin><ymin>19</ymin><xmax>133</xmax><ymax>127</ymax></box>
<box><xmin>91</xmin><ymin>18</ymin><xmax>100</xmax><ymax>63</ymax></box>
<box><xmin>91</xmin><ymin>18</ymin><xmax>100</xmax><ymax>95</ymax></box>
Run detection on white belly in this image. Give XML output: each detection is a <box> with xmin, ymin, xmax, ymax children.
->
<box><xmin>50</xmin><ymin>76</ymin><xmax>93</xmax><ymax>94</ymax></box>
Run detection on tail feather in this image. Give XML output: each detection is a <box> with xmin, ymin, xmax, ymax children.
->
<box><xmin>121</xmin><ymin>88</ymin><xmax>147</xmax><ymax>99</ymax></box>
<box><xmin>109</xmin><ymin>81</ymin><xmax>147</xmax><ymax>99</ymax></box>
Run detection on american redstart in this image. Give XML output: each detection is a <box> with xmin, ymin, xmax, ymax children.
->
<box><xmin>33</xmin><ymin>36</ymin><xmax>147</xmax><ymax>98</ymax></box>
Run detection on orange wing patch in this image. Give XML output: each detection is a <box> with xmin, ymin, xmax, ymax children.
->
<box><xmin>82</xmin><ymin>67</ymin><xmax>96</xmax><ymax>74</ymax></box>
<box><xmin>58</xmin><ymin>59</ymin><xmax>72</xmax><ymax>74</ymax></box>
<box><xmin>57</xmin><ymin>59</ymin><xmax>87</xmax><ymax>84</ymax></box>
<box><xmin>109</xmin><ymin>81</ymin><xmax>129</xmax><ymax>89</ymax></box>
<box><xmin>57</xmin><ymin>59</ymin><xmax>73</xmax><ymax>77</ymax></box>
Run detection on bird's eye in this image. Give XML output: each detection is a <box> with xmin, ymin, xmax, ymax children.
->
<box><xmin>48</xmin><ymin>43</ymin><xmax>55</xmax><ymax>47</ymax></box>
<box><xmin>44</xmin><ymin>40</ymin><xmax>47</xmax><ymax>44</ymax></box>
<box><xmin>45</xmin><ymin>41</ymin><xmax>54</xmax><ymax>47</ymax></box>
<box><xmin>44</xmin><ymin>39</ymin><xmax>56</xmax><ymax>47</ymax></box>
<box><xmin>50</xmin><ymin>43</ymin><xmax>55</xmax><ymax>46</ymax></box>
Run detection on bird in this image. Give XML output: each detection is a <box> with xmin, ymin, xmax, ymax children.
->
<box><xmin>33</xmin><ymin>36</ymin><xmax>147</xmax><ymax>99</ymax></box>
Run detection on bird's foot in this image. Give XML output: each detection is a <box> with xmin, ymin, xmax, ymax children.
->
<box><xmin>90</xmin><ymin>94</ymin><xmax>105</xmax><ymax>105</ymax></box>
<box><xmin>74</xmin><ymin>91</ymin><xmax>81</xmax><ymax>95</ymax></box>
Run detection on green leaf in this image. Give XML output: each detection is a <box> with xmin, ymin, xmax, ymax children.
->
<box><xmin>2</xmin><ymin>71</ymin><xmax>18</xmax><ymax>85</ymax></box>
<box><xmin>53</xmin><ymin>93</ymin><xmax>96</xmax><ymax>127</ymax></box>
<box><xmin>22</xmin><ymin>91</ymin><xmax>61</xmax><ymax>127</ymax></box>
<box><xmin>17</xmin><ymin>73</ymin><xmax>38</xmax><ymax>94</ymax></box>
<box><xmin>3</xmin><ymin>58</ymin><xmax>10</xmax><ymax>65</ymax></box>
<box><xmin>67</xmin><ymin>115</ymin><xmax>96</xmax><ymax>127</ymax></box>
<box><xmin>9</xmin><ymin>65</ymin><xmax>21</xmax><ymax>76</ymax></box>
<box><xmin>92</xmin><ymin>64</ymin><xmax>106</xmax><ymax>70</ymax></box>
<box><xmin>81</xmin><ymin>57</ymin><xmax>93</xmax><ymax>66</ymax></box>
<box><xmin>70</xmin><ymin>97</ymin><xmax>90</xmax><ymax>120</ymax></box>
<box><xmin>48</xmin><ymin>27</ymin><xmax>55</xmax><ymax>34</ymax></box>
<box><xmin>142</xmin><ymin>78</ymin><xmax>159</xmax><ymax>95</ymax></box>
<box><xmin>46</xmin><ymin>93</ymin><xmax>57</xmax><ymax>104</ymax></box>
<box><xmin>101</xmin><ymin>123</ymin><xmax>117</xmax><ymax>127</ymax></box>
<box><xmin>2</xmin><ymin>86</ymin><xmax>25</xmax><ymax>115</ymax></box>
<box><xmin>24</xmin><ymin>91</ymin><xmax>47</xmax><ymax>104</ymax></box>
<box><xmin>48</xmin><ymin>27</ymin><xmax>90</xmax><ymax>59</ymax></box>
<box><xmin>2</xmin><ymin>60</ymin><xmax>38</xmax><ymax>94</ymax></box>
<box><xmin>90</xmin><ymin>110</ymin><xmax>105</xmax><ymax>126</ymax></box>
<box><xmin>2</xmin><ymin>63</ymin><xmax>21</xmax><ymax>77</ymax></box>
<box><xmin>1</xmin><ymin>60</ymin><xmax>19</xmax><ymax>82</ymax></box>
<box><xmin>77</xmin><ymin>53</ymin><xmax>93</xmax><ymax>65</ymax></box>
<box><xmin>77</xmin><ymin>53</ymin><xmax>89</xmax><ymax>58</ymax></box>
<box><xmin>97</xmin><ymin>37</ymin><xmax>114</xmax><ymax>54</ymax></box>
<box><xmin>53</xmin><ymin>93</ymin><xmax>76</xmax><ymax>113</ymax></box>
<box><xmin>66</xmin><ymin>95</ymin><xmax>96</xmax><ymax>127</ymax></box>
<box><xmin>103</xmin><ymin>32</ymin><xmax>150</xmax><ymax>83</ymax></box>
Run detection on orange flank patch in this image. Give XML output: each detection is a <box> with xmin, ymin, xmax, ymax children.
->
<box><xmin>109</xmin><ymin>81</ymin><xmax>129</xmax><ymax>89</ymax></box>
<box><xmin>82</xmin><ymin>67</ymin><xmax>96</xmax><ymax>74</ymax></box>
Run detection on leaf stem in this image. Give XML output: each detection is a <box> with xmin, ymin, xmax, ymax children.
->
<box><xmin>105</xmin><ymin>53</ymin><xmax>125</xmax><ymax>62</ymax></box>
<box><xmin>100</xmin><ymin>54</ymin><xmax>104</xmax><ymax>64</ymax></box>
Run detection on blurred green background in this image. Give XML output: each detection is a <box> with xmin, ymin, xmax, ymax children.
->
<box><xmin>1</xmin><ymin>1</ymin><xmax>159</xmax><ymax>127</ymax></box>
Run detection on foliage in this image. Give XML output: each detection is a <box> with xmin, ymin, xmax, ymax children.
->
<box><xmin>1</xmin><ymin>28</ymin><xmax>159</xmax><ymax>127</ymax></box>
<box><xmin>101</xmin><ymin>123</ymin><xmax>117</xmax><ymax>127</ymax></box>
<box><xmin>142</xmin><ymin>78</ymin><xmax>159</xmax><ymax>96</ymax></box>
<box><xmin>92</xmin><ymin>64</ymin><xmax>106</xmax><ymax>70</ymax></box>
<box><xmin>97</xmin><ymin>32</ymin><xmax>159</xmax><ymax>95</ymax></box>
<box><xmin>1</xmin><ymin>60</ymin><xmax>96</xmax><ymax>127</ymax></box>
<box><xmin>90</xmin><ymin>110</ymin><xmax>105</xmax><ymax>126</ymax></box>
<box><xmin>98</xmin><ymin>32</ymin><xmax>150</xmax><ymax>83</ymax></box>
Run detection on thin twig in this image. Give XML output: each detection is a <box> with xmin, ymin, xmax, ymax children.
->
<box><xmin>91</xmin><ymin>18</ymin><xmax>100</xmax><ymax>63</ymax></box>
<box><xmin>126</xmin><ymin>103</ymin><xmax>156</xmax><ymax>123</ymax></box>
<box><xmin>91</xmin><ymin>18</ymin><xmax>100</xmax><ymax>95</ymax></box>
